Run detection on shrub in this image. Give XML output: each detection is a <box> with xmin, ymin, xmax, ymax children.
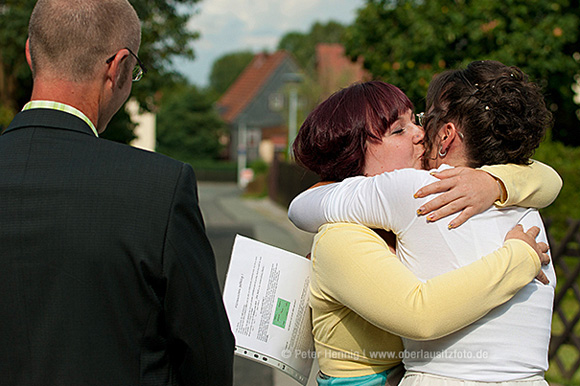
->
<box><xmin>534</xmin><ymin>139</ymin><xmax>580</xmax><ymax>239</ymax></box>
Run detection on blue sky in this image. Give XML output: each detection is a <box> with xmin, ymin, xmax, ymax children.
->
<box><xmin>174</xmin><ymin>0</ymin><xmax>365</xmax><ymax>87</ymax></box>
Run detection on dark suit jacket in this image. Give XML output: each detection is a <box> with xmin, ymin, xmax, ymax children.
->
<box><xmin>0</xmin><ymin>109</ymin><xmax>234</xmax><ymax>385</ymax></box>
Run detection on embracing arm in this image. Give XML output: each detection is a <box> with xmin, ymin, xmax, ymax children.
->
<box><xmin>289</xmin><ymin>161</ymin><xmax>563</xmax><ymax>233</ymax></box>
<box><xmin>313</xmin><ymin>223</ymin><xmax>543</xmax><ymax>341</ymax></box>
<box><xmin>289</xmin><ymin>184</ymin><xmax>338</xmax><ymax>233</ymax></box>
<box><xmin>288</xmin><ymin>169</ymin><xmax>418</xmax><ymax>233</ymax></box>
<box><xmin>415</xmin><ymin>160</ymin><xmax>562</xmax><ymax>227</ymax></box>
<box><xmin>480</xmin><ymin>160</ymin><xmax>562</xmax><ymax>208</ymax></box>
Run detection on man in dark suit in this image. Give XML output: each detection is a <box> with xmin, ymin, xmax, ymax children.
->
<box><xmin>0</xmin><ymin>0</ymin><xmax>234</xmax><ymax>385</ymax></box>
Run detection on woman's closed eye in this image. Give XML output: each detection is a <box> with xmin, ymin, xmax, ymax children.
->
<box><xmin>391</xmin><ymin>127</ymin><xmax>405</xmax><ymax>135</ymax></box>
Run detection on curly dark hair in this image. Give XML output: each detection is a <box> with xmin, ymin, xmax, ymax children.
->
<box><xmin>292</xmin><ymin>81</ymin><xmax>413</xmax><ymax>181</ymax></box>
<box><xmin>423</xmin><ymin>60</ymin><xmax>552</xmax><ymax>168</ymax></box>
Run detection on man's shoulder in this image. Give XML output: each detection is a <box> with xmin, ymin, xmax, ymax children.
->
<box><xmin>97</xmin><ymin>139</ymin><xmax>185</xmax><ymax>169</ymax></box>
<box><xmin>93</xmin><ymin>140</ymin><xmax>194</xmax><ymax>188</ymax></box>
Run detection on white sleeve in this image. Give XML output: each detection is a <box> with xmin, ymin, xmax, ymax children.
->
<box><xmin>288</xmin><ymin>168</ymin><xmax>429</xmax><ymax>233</ymax></box>
<box><xmin>287</xmin><ymin>184</ymin><xmax>337</xmax><ymax>233</ymax></box>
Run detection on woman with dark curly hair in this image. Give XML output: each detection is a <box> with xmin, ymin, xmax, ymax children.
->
<box><xmin>289</xmin><ymin>61</ymin><xmax>560</xmax><ymax>386</ymax></box>
<box><xmin>421</xmin><ymin>60</ymin><xmax>552</xmax><ymax>169</ymax></box>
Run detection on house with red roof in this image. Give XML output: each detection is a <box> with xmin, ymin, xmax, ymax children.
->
<box><xmin>316</xmin><ymin>43</ymin><xmax>370</xmax><ymax>99</ymax></box>
<box><xmin>216</xmin><ymin>51</ymin><xmax>300</xmax><ymax>164</ymax></box>
<box><xmin>216</xmin><ymin>45</ymin><xmax>368</xmax><ymax>167</ymax></box>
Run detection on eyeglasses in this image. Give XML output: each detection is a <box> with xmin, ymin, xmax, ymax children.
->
<box><xmin>416</xmin><ymin>112</ymin><xmax>425</xmax><ymax>127</ymax></box>
<box><xmin>106</xmin><ymin>47</ymin><xmax>147</xmax><ymax>82</ymax></box>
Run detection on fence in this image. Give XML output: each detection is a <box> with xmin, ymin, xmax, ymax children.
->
<box><xmin>270</xmin><ymin>159</ymin><xmax>580</xmax><ymax>383</ymax></box>
<box><xmin>546</xmin><ymin>218</ymin><xmax>580</xmax><ymax>383</ymax></box>
<box><xmin>267</xmin><ymin>154</ymin><xmax>319</xmax><ymax>208</ymax></box>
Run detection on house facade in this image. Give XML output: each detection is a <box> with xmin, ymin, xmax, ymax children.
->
<box><xmin>216</xmin><ymin>51</ymin><xmax>301</xmax><ymax>164</ymax></box>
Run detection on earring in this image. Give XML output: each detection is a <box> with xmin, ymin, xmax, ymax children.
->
<box><xmin>438</xmin><ymin>145</ymin><xmax>447</xmax><ymax>158</ymax></box>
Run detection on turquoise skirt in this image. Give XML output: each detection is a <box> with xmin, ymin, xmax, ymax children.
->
<box><xmin>317</xmin><ymin>369</ymin><xmax>390</xmax><ymax>386</ymax></box>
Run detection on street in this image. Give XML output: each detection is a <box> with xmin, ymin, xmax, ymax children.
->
<box><xmin>197</xmin><ymin>182</ymin><xmax>318</xmax><ymax>386</ymax></box>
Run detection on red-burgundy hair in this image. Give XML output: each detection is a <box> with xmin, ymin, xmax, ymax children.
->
<box><xmin>293</xmin><ymin>81</ymin><xmax>414</xmax><ymax>181</ymax></box>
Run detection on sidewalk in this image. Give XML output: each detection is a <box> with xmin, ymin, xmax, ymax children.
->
<box><xmin>198</xmin><ymin>182</ymin><xmax>319</xmax><ymax>386</ymax></box>
<box><xmin>200</xmin><ymin>182</ymin><xmax>313</xmax><ymax>253</ymax></box>
<box><xmin>240</xmin><ymin>196</ymin><xmax>320</xmax><ymax>386</ymax></box>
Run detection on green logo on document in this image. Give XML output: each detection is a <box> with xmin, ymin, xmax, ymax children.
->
<box><xmin>273</xmin><ymin>298</ymin><xmax>291</xmax><ymax>328</ymax></box>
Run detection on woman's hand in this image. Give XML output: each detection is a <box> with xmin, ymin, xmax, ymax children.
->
<box><xmin>414</xmin><ymin>167</ymin><xmax>503</xmax><ymax>229</ymax></box>
<box><xmin>505</xmin><ymin>225</ymin><xmax>550</xmax><ymax>284</ymax></box>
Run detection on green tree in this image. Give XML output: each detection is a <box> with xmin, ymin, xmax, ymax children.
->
<box><xmin>209</xmin><ymin>50</ymin><xmax>255</xmax><ymax>96</ymax></box>
<box><xmin>345</xmin><ymin>0</ymin><xmax>580</xmax><ymax>145</ymax></box>
<box><xmin>0</xmin><ymin>0</ymin><xmax>35</xmax><ymax>126</ymax></box>
<box><xmin>156</xmin><ymin>84</ymin><xmax>226</xmax><ymax>161</ymax></box>
<box><xmin>278</xmin><ymin>21</ymin><xmax>346</xmax><ymax>78</ymax></box>
<box><xmin>0</xmin><ymin>0</ymin><xmax>201</xmax><ymax>141</ymax></box>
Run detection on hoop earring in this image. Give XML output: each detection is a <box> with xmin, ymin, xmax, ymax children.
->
<box><xmin>438</xmin><ymin>145</ymin><xmax>447</xmax><ymax>158</ymax></box>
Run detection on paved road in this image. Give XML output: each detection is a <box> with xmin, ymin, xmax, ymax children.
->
<box><xmin>198</xmin><ymin>182</ymin><xmax>318</xmax><ymax>386</ymax></box>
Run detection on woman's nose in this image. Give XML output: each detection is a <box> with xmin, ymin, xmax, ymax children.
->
<box><xmin>413</xmin><ymin>126</ymin><xmax>425</xmax><ymax>143</ymax></box>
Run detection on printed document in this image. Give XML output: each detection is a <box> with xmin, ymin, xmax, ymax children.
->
<box><xmin>223</xmin><ymin>235</ymin><xmax>314</xmax><ymax>385</ymax></box>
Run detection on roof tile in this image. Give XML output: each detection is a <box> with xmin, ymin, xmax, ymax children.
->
<box><xmin>217</xmin><ymin>51</ymin><xmax>291</xmax><ymax>123</ymax></box>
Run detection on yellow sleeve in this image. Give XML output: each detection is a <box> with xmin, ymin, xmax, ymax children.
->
<box><xmin>479</xmin><ymin>159</ymin><xmax>562</xmax><ymax>208</ymax></box>
<box><xmin>312</xmin><ymin>223</ymin><xmax>541</xmax><ymax>341</ymax></box>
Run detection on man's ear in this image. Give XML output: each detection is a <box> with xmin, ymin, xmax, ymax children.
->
<box><xmin>25</xmin><ymin>39</ymin><xmax>33</xmax><ymax>70</ymax></box>
<box><xmin>105</xmin><ymin>50</ymin><xmax>128</xmax><ymax>89</ymax></box>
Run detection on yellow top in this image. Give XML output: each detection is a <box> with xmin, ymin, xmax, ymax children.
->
<box><xmin>310</xmin><ymin>223</ymin><xmax>541</xmax><ymax>377</ymax></box>
<box><xmin>481</xmin><ymin>160</ymin><xmax>562</xmax><ymax>208</ymax></box>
